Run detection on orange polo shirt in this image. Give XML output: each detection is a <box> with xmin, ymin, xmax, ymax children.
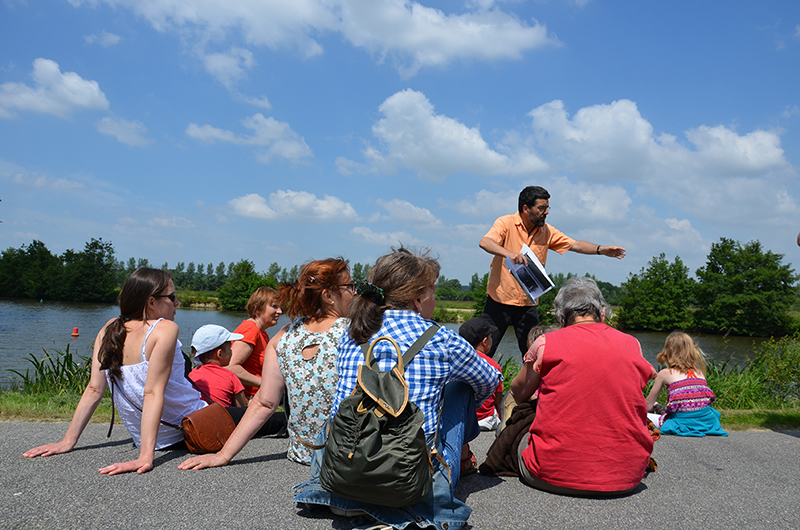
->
<box><xmin>484</xmin><ymin>212</ymin><xmax>574</xmax><ymax>306</ymax></box>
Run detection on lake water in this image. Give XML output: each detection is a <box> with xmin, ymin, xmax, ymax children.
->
<box><xmin>0</xmin><ymin>299</ymin><xmax>766</xmax><ymax>389</ymax></box>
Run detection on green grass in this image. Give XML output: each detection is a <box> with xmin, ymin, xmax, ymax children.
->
<box><xmin>2</xmin><ymin>340</ymin><xmax>799</xmax><ymax>431</ymax></box>
<box><xmin>435</xmin><ymin>300</ymin><xmax>474</xmax><ymax>310</ymax></box>
<box><xmin>0</xmin><ymin>390</ymin><xmax>113</xmax><ymax>423</ymax></box>
<box><xmin>717</xmin><ymin>409</ymin><xmax>800</xmax><ymax>431</ymax></box>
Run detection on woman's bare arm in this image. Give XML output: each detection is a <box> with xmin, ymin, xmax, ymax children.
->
<box><xmin>99</xmin><ymin>320</ymin><xmax>178</xmax><ymax>475</ymax></box>
<box><xmin>24</xmin><ymin>321</ymin><xmax>112</xmax><ymax>458</ymax></box>
<box><xmin>179</xmin><ymin>328</ymin><xmax>287</xmax><ymax>470</ymax></box>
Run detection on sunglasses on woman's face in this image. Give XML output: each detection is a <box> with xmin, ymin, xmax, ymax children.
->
<box><xmin>154</xmin><ymin>292</ymin><xmax>177</xmax><ymax>302</ymax></box>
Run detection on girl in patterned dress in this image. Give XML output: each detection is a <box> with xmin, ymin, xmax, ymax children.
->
<box><xmin>646</xmin><ymin>332</ymin><xmax>728</xmax><ymax>437</ymax></box>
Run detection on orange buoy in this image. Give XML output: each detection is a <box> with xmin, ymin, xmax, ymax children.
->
<box><xmin>71</xmin><ymin>327</ymin><xmax>79</xmax><ymax>337</ymax></box>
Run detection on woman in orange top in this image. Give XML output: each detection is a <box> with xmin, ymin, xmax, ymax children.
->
<box><xmin>229</xmin><ymin>287</ymin><xmax>282</xmax><ymax>399</ymax></box>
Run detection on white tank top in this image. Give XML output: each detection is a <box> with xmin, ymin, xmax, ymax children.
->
<box><xmin>106</xmin><ymin>319</ymin><xmax>206</xmax><ymax>449</ymax></box>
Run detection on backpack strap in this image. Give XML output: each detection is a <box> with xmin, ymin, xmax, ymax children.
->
<box><xmin>401</xmin><ymin>324</ymin><xmax>439</xmax><ymax>368</ymax></box>
<box><xmin>360</xmin><ymin>323</ymin><xmax>440</xmax><ymax>369</ymax></box>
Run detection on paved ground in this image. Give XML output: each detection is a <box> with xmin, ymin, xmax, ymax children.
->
<box><xmin>2</xmin><ymin>422</ymin><xmax>799</xmax><ymax>529</ymax></box>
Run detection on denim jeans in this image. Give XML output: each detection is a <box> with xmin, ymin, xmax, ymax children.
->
<box><xmin>293</xmin><ymin>381</ymin><xmax>479</xmax><ymax>530</ymax></box>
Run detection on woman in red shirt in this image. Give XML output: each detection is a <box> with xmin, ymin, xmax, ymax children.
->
<box><xmin>511</xmin><ymin>277</ymin><xmax>656</xmax><ymax>496</ymax></box>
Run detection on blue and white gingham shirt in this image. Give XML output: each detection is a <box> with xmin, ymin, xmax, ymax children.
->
<box><xmin>332</xmin><ymin>310</ymin><xmax>501</xmax><ymax>435</ymax></box>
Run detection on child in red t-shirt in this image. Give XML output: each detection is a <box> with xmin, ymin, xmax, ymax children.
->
<box><xmin>189</xmin><ymin>325</ymin><xmax>248</xmax><ymax>408</ymax></box>
<box><xmin>459</xmin><ymin>318</ymin><xmax>504</xmax><ymax>430</ymax></box>
<box><xmin>457</xmin><ymin>318</ymin><xmax>504</xmax><ymax>474</ymax></box>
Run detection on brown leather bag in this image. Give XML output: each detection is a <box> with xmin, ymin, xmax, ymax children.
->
<box><xmin>180</xmin><ymin>401</ymin><xmax>236</xmax><ymax>454</ymax></box>
<box><xmin>108</xmin><ymin>375</ymin><xmax>236</xmax><ymax>454</ymax></box>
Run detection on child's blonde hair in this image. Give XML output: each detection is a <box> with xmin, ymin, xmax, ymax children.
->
<box><xmin>656</xmin><ymin>331</ymin><xmax>706</xmax><ymax>374</ymax></box>
<box><xmin>527</xmin><ymin>324</ymin><xmax>560</xmax><ymax>349</ymax></box>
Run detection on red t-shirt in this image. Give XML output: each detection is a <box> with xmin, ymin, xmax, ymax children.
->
<box><xmin>233</xmin><ymin>319</ymin><xmax>269</xmax><ymax>398</ymax></box>
<box><xmin>475</xmin><ymin>350</ymin><xmax>503</xmax><ymax>420</ymax></box>
<box><xmin>189</xmin><ymin>363</ymin><xmax>245</xmax><ymax>408</ymax></box>
<box><xmin>521</xmin><ymin>323</ymin><xmax>654</xmax><ymax>492</ymax></box>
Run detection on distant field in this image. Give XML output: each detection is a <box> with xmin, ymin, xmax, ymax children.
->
<box><xmin>436</xmin><ymin>300</ymin><xmax>474</xmax><ymax>309</ymax></box>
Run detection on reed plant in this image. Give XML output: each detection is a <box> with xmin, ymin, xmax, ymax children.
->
<box><xmin>501</xmin><ymin>357</ymin><xmax>521</xmax><ymax>384</ymax></box>
<box><xmin>7</xmin><ymin>344</ymin><xmax>92</xmax><ymax>395</ymax></box>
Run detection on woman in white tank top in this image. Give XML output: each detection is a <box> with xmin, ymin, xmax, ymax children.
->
<box><xmin>24</xmin><ymin>267</ymin><xmax>205</xmax><ymax>475</ymax></box>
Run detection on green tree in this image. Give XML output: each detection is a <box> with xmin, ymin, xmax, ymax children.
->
<box><xmin>617</xmin><ymin>254</ymin><xmax>695</xmax><ymax>331</ymax></box>
<box><xmin>352</xmin><ymin>262</ymin><xmax>372</xmax><ymax>284</ymax></box>
<box><xmin>435</xmin><ymin>275</ymin><xmax>466</xmax><ymax>301</ymax></box>
<box><xmin>266</xmin><ymin>262</ymin><xmax>283</xmax><ymax>284</ymax></box>
<box><xmin>694</xmin><ymin>238</ymin><xmax>797</xmax><ymax>336</ymax></box>
<box><xmin>471</xmin><ymin>273</ymin><xmax>489</xmax><ymax>317</ymax></box>
<box><xmin>214</xmin><ymin>261</ymin><xmax>227</xmax><ymax>290</ymax></box>
<box><xmin>58</xmin><ymin>238</ymin><xmax>118</xmax><ymax>303</ymax></box>
<box><xmin>0</xmin><ymin>240</ymin><xmax>60</xmax><ymax>299</ymax></box>
<box><xmin>217</xmin><ymin>260</ymin><xmax>276</xmax><ymax>311</ymax></box>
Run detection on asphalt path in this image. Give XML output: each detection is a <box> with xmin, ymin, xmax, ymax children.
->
<box><xmin>2</xmin><ymin>422</ymin><xmax>798</xmax><ymax>529</ymax></box>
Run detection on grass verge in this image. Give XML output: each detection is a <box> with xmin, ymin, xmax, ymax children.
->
<box><xmin>0</xmin><ymin>390</ymin><xmax>113</xmax><ymax>423</ymax></box>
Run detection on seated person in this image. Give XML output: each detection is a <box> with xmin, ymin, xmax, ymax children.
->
<box><xmin>646</xmin><ymin>332</ymin><xmax>727</xmax><ymax>437</ymax></box>
<box><xmin>189</xmin><ymin>325</ymin><xmax>248</xmax><ymax>408</ymax></box>
<box><xmin>458</xmin><ymin>317</ymin><xmax>503</xmax><ymax>432</ymax></box>
<box><xmin>23</xmin><ymin>268</ymin><xmax>208</xmax><ymax>475</ymax></box>
<box><xmin>293</xmin><ymin>247</ymin><xmax>500</xmax><ymax>529</ymax></box>
<box><xmin>511</xmin><ymin>277</ymin><xmax>656</xmax><ymax>496</ymax></box>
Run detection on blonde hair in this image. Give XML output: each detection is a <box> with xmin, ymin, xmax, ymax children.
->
<box><xmin>526</xmin><ymin>324</ymin><xmax>559</xmax><ymax>349</ymax></box>
<box><xmin>656</xmin><ymin>331</ymin><xmax>707</xmax><ymax>374</ymax></box>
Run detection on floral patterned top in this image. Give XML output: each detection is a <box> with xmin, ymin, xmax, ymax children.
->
<box><xmin>276</xmin><ymin>316</ymin><xmax>349</xmax><ymax>464</ymax></box>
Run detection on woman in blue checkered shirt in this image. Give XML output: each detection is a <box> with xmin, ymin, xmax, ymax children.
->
<box><xmin>294</xmin><ymin>247</ymin><xmax>500</xmax><ymax>530</ymax></box>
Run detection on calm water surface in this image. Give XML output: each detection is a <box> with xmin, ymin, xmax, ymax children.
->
<box><xmin>0</xmin><ymin>299</ymin><xmax>766</xmax><ymax>388</ymax></box>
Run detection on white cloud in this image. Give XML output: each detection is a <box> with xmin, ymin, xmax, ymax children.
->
<box><xmin>685</xmin><ymin>125</ymin><xmax>786</xmax><ymax>176</ymax></box>
<box><xmin>229</xmin><ymin>190</ymin><xmax>358</xmax><ymax>221</ymax></box>
<box><xmin>445</xmin><ymin>189</ymin><xmax>517</xmax><ymax>218</ymax></box>
<box><xmin>96</xmin><ymin>116</ymin><xmax>151</xmax><ymax>146</ymax></box>
<box><xmin>84</xmin><ymin>31</ymin><xmax>121</xmax><ymax>47</ymax></box>
<box><xmin>67</xmin><ymin>1</ymin><xmax>556</xmax><ymax>76</ymax></box>
<box><xmin>372</xmin><ymin>198</ymin><xmax>440</xmax><ymax>224</ymax></box>
<box><xmin>0</xmin><ymin>58</ymin><xmax>109</xmax><ymax>118</ymax></box>
<box><xmin>782</xmin><ymin>105</ymin><xmax>800</xmax><ymax>119</ymax></box>
<box><xmin>338</xmin><ymin>0</ymin><xmax>558</xmax><ymax>76</ymax></box>
<box><xmin>228</xmin><ymin>193</ymin><xmax>276</xmax><ymax>219</ymax></box>
<box><xmin>147</xmin><ymin>215</ymin><xmax>195</xmax><ymax>228</ymax></box>
<box><xmin>545</xmin><ymin>176</ymin><xmax>632</xmax><ymax>224</ymax></box>
<box><xmin>202</xmin><ymin>47</ymin><xmax>255</xmax><ymax>89</ymax></box>
<box><xmin>234</xmin><ymin>92</ymin><xmax>271</xmax><ymax>109</ymax></box>
<box><xmin>650</xmin><ymin>218</ymin><xmax>704</xmax><ymax>253</ymax></box>
<box><xmin>186</xmin><ymin>113</ymin><xmax>312</xmax><ymax>162</ymax></box>
<box><xmin>11</xmin><ymin>171</ymin><xmax>85</xmax><ymax>189</ymax></box>
<box><xmin>527</xmin><ymin>99</ymin><xmax>789</xmax><ymax>184</ymax></box>
<box><xmin>342</xmin><ymin>89</ymin><xmax>546</xmax><ymax>179</ymax></box>
<box><xmin>350</xmin><ymin>226</ymin><xmax>421</xmax><ymax>247</ymax></box>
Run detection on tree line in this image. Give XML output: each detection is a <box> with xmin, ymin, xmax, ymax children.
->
<box><xmin>1</xmin><ymin>236</ymin><xmax>795</xmax><ymax>337</ymax></box>
<box><xmin>615</xmin><ymin>238</ymin><xmax>798</xmax><ymax>337</ymax></box>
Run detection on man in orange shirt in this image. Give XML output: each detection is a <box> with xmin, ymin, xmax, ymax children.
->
<box><xmin>479</xmin><ymin>186</ymin><xmax>626</xmax><ymax>358</ymax></box>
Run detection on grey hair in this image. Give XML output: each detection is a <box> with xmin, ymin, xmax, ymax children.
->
<box><xmin>553</xmin><ymin>277</ymin><xmax>613</xmax><ymax>325</ymax></box>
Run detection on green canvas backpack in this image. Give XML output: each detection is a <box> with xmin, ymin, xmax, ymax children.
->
<box><xmin>319</xmin><ymin>324</ymin><xmax>441</xmax><ymax>507</ymax></box>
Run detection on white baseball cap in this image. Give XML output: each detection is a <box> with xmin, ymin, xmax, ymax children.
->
<box><xmin>191</xmin><ymin>324</ymin><xmax>244</xmax><ymax>358</ymax></box>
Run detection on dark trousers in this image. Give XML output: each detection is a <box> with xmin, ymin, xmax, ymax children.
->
<box><xmin>482</xmin><ymin>295</ymin><xmax>539</xmax><ymax>358</ymax></box>
<box><xmin>226</xmin><ymin>407</ymin><xmax>287</xmax><ymax>437</ymax></box>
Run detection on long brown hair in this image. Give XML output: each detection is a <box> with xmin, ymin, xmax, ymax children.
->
<box><xmin>348</xmin><ymin>247</ymin><xmax>440</xmax><ymax>344</ymax></box>
<box><xmin>277</xmin><ymin>258</ymin><xmax>350</xmax><ymax>321</ymax></box>
<box><xmin>99</xmin><ymin>268</ymin><xmax>172</xmax><ymax>379</ymax></box>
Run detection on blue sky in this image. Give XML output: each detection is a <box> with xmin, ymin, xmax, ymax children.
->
<box><xmin>1</xmin><ymin>0</ymin><xmax>799</xmax><ymax>286</ymax></box>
